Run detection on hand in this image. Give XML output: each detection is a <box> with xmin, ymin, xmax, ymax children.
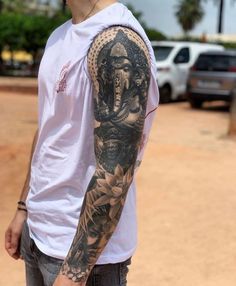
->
<box><xmin>5</xmin><ymin>210</ymin><xmax>27</xmax><ymax>259</ymax></box>
<box><xmin>53</xmin><ymin>274</ymin><xmax>86</xmax><ymax>286</ymax></box>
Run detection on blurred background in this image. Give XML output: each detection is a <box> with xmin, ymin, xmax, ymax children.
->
<box><xmin>0</xmin><ymin>1</ymin><xmax>236</xmax><ymax>286</ymax></box>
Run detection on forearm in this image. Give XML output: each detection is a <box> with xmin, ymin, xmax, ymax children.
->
<box><xmin>5</xmin><ymin>131</ymin><xmax>38</xmax><ymax>259</ymax></box>
<box><xmin>19</xmin><ymin>129</ymin><xmax>38</xmax><ymax>202</ymax></box>
<box><xmin>61</xmin><ymin>163</ymin><xmax>134</xmax><ymax>282</ymax></box>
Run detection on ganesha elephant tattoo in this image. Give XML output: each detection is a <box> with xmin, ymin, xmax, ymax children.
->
<box><xmin>89</xmin><ymin>28</ymin><xmax>151</xmax><ymax>173</ymax></box>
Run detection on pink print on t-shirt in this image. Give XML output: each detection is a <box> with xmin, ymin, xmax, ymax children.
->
<box><xmin>56</xmin><ymin>61</ymin><xmax>71</xmax><ymax>93</ymax></box>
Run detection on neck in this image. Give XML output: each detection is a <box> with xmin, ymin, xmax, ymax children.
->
<box><xmin>69</xmin><ymin>0</ymin><xmax>117</xmax><ymax>24</ymax></box>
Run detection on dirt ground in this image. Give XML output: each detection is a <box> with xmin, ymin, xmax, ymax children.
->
<box><xmin>0</xmin><ymin>88</ymin><xmax>236</xmax><ymax>286</ymax></box>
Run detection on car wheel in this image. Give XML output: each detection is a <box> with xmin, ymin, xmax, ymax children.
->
<box><xmin>189</xmin><ymin>98</ymin><xmax>203</xmax><ymax>109</ymax></box>
<box><xmin>160</xmin><ymin>84</ymin><xmax>172</xmax><ymax>103</ymax></box>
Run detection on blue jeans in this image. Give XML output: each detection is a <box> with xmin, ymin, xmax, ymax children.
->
<box><xmin>20</xmin><ymin>222</ymin><xmax>131</xmax><ymax>286</ymax></box>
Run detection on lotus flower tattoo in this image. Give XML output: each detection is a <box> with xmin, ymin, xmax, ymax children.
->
<box><xmin>94</xmin><ymin>164</ymin><xmax>133</xmax><ymax>220</ymax></box>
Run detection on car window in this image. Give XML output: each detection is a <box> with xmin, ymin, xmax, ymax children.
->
<box><xmin>195</xmin><ymin>55</ymin><xmax>236</xmax><ymax>71</ymax></box>
<box><xmin>152</xmin><ymin>46</ymin><xmax>173</xmax><ymax>62</ymax></box>
<box><xmin>174</xmin><ymin>47</ymin><xmax>190</xmax><ymax>64</ymax></box>
<box><xmin>231</xmin><ymin>57</ymin><xmax>236</xmax><ymax>66</ymax></box>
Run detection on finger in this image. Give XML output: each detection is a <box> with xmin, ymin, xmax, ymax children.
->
<box><xmin>10</xmin><ymin>232</ymin><xmax>20</xmax><ymax>253</ymax></box>
<box><xmin>5</xmin><ymin>229</ymin><xmax>12</xmax><ymax>251</ymax></box>
<box><xmin>5</xmin><ymin>228</ymin><xmax>21</xmax><ymax>259</ymax></box>
<box><xmin>6</xmin><ymin>246</ymin><xmax>18</xmax><ymax>258</ymax></box>
<box><xmin>7</xmin><ymin>243</ymin><xmax>20</xmax><ymax>259</ymax></box>
<box><xmin>12</xmin><ymin>251</ymin><xmax>20</xmax><ymax>260</ymax></box>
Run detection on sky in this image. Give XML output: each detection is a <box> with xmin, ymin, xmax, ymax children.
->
<box><xmin>119</xmin><ymin>0</ymin><xmax>236</xmax><ymax>37</ymax></box>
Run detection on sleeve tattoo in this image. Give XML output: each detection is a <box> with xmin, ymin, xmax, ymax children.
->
<box><xmin>60</xmin><ymin>26</ymin><xmax>151</xmax><ymax>283</ymax></box>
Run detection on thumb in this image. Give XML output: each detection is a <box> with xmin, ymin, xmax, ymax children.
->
<box><xmin>5</xmin><ymin>228</ymin><xmax>12</xmax><ymax>251</ymax></box>
<box><xmin>5</xmin><ymin>229</ymin><xmax>19</xmax><ymax>258</ymax></box>
<box><xmin>11</xmin><ymin>231</ymin><xmax>20</xmax><ymax>251</ymax></box>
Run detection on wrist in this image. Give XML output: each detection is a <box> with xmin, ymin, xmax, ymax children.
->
<box><xmin>17</xmin><ymin>200</ymin><xmax>26</xmax><ymax>206</ymax></box>
<box><xmin>17</xmin><ymin>201</ymin><xmax>27</xmax><ymax>214</ymax></box>
<box><xmin>15</xmin><ymin>208</ymin><xmax>27</xmax><ymax>223</ymax></box>
<box><xmin>54</xmin><ymin>273</ymin><xmax>86</xmax><ymax>286</ymax></box>
<box><xmin>60</xmin><ymin>262</ymin><xmax>89</xmax><ymax>284</ymax></box>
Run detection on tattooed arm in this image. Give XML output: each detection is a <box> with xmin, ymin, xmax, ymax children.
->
<box><xmin>55</xmin><ymin>26</ymin><xmax>151</xmax><ymax>285</ymax></box>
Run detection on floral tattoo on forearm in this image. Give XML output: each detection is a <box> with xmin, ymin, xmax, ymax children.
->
<box><xmin>60</xmin><ymin>26</ymin><xmax>151</xmax><ymax>283</ymax></box>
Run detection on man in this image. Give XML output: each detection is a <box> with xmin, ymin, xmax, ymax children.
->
<box><xmin>5</xmin><ymin>1</ymin><xmax>159</xmax><ymax>285</ymax></box>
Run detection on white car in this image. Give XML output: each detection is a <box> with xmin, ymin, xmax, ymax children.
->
<box><xmin>152</xmin><ymin>41</ymin><xmax>224</xmax><ymax>102</ymax></box>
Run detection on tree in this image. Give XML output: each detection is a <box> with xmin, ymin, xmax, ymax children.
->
<box><xmin>0</xmin><ymin>12</ymin><xmax>68</xmax><ymax>70</ymax></box>
<box><xmin>203</xmin><ymin>0</ymin><xmax>236</xmax><ymax>34</ymax></box>
<box><xmin>20</xmin><ymin>12</ymin><xmax>69</xmax><ymax>65</ymax></box>
<box><xmin>145</xmin><ymin>28</ymin><xmax>166</xmax><ymax>41</ymax></box>
<box><xmin>0</xmin><ymin>1</ymin><xmax>69</xmax><ymax>71</ymax></box>
<box><xmin>217</xmin><ymin>0</ymin><xmax>224</xmax><ymax>33</ymax></box>
<box><xmin>21</xmin><ymin>15</ymin><xmax>54</xmax><ymax>65</ymax></box>
<box><xmin>175</xmin><ymin>0</ymin><xmax>204</xmax><ymax>35</ymax></box>
<box><xmin>0</xmin><ymin>13</ymin><xmax>25</xmax><ymax>63</ymax></box>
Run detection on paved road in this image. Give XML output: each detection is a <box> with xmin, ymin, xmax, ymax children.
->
<box><xmin>0</xmin><ymin>91</ymin><xmax>236</xmax><ymax>286</ymax></box>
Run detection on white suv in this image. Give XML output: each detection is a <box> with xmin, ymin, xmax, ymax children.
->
<box><xmin>152</xmin><ymin>41</ymin><xmax>224</xmax><ymax>103</ymax></box>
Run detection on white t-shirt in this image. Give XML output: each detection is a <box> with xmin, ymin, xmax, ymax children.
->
<box><xmin>26</xmin><ymin>2</ymin><xmax>159</xmax><ymax>264</ymax></box>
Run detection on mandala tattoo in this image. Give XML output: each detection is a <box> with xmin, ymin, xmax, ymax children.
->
<box><xmin>60</xmin><ymin>26</ymin><xmax>151</xmax><ymax>283</ymax></box>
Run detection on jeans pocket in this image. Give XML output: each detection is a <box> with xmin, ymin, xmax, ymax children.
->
<box><xmin>37</xmin><ymin>252</ymin><xmax>63</xmax><ymax>286</ymax></box>
<box><xmin>20</xmin><ymin>221</ymin><xmax>40</xmax><ymax>267</ymax></box>
<box><xmin>39</xmin><ymin>252</ymin><xmax>63</xmax><ymax>275</ymax></box>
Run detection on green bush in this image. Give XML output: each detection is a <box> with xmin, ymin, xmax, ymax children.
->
<box><xmin>145</xmin><ymin>28</ymin><xmax>167</xmax><ymax>41</ymax></box>
<box><xmin>0</xmin><ymin>13</ymin><xmax>25</xmax><ymax>51</ymax></box>
<box><xmin>0</xmin><ymin>12</ymin><xmax>69</xmax><ymax>64</ymax></box>
<box><xmin>221</xmin><ymin>42</ymin><xmax>236</xmax><ymax>50</ymax></box>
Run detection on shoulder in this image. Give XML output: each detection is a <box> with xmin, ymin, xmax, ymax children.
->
<box><xmin>88</xmin><ymin>26</ymin><xmax>150</xmax><ymax>61</ymax></box>
<box><xmin>88</xmin><ymin>26</ymin><xmax>151</xmax><ymax>87</ymax></box>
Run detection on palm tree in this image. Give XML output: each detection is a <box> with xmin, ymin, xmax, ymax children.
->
<box><xmin>175</xmin><ymin>0</ymin><xmax>204</xmax><ymax>35</ymax></box>
<box><xmin>213</xmin><ymin>0</ymin><xmax>236</xmax><ymax>34</ymax></box>
<box><xmin>217</xmin><ymin>0</ymin><xmax>224</xmax><ymax>33</ymax></box>
<box><xmin>203</xmin><ymin>0</ymin><xmax>236</xmax><ymax>34</ymax></box>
